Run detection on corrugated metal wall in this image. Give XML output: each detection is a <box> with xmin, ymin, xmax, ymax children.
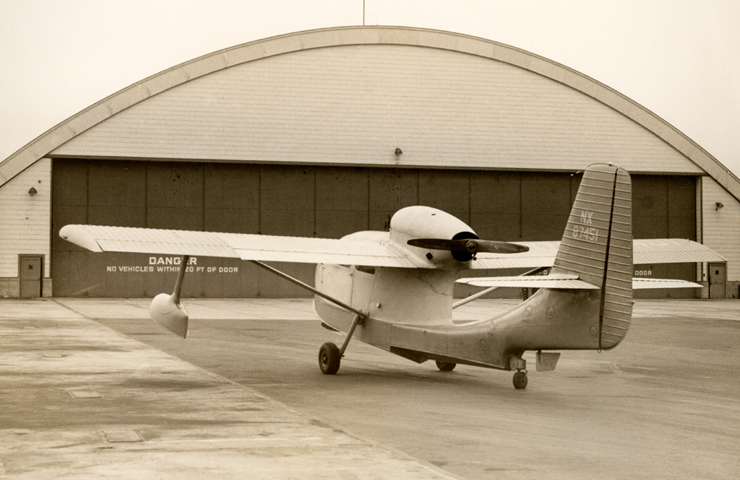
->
<box><xmin>702</xmin><ymin>176</ymin><xmax>740</xmax><ymax>294</ymax></box>
<box><xmin>0</xmin><ymin>159</ymin><xmax>51</xmax><ymax>296</ymax></box>
<box><xmin>52</xmin><ymin>44</ymin><xmax>701</xmax><ymax>175</ymax></box>
<box><xmin>52</xmin><ymin>159</ymin><xmax>697</xmax><ymax>298</ymax></box>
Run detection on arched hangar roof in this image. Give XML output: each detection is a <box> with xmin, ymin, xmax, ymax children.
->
<box><xmin>2</xmin><ymin>26</ymin><xmax>738</xmax><ymax>200</ymax></box>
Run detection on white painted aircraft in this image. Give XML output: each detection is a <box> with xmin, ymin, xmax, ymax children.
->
<box><xmin>60</xmin><ymin>164</ymin><xmax>723</xmax><ymax>389</ymax></box>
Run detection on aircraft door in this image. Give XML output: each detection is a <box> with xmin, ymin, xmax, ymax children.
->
<box><xmin>708</xmin><ymin>262</ymin><xmax>726</xmax><ymax>299</ymax></box>
<box><xmin>350</xmin><ymin>266</ymin><xmax>375</xmax><ymax>313</ymax></box>
<box><xmin>20</xmin><ymin>255</ymin><xmax>43</xmax><ymax>298</ymax></box>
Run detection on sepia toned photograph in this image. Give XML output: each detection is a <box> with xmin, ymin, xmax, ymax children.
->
<box><xmin>1</xmin><ymin>1</ymin><xmax>738</xmax><ymax>478</ymax></box>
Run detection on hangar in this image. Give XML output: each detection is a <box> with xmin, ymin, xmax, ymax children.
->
<box><xmin>1</xmin><ymin>26</ymin><xmax>738</xmax><ymax>299</ymax></box>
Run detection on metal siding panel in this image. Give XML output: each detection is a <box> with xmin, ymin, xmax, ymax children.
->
<box><xmin>667</xmin><ymin>177</ymin><xmax>696</xmax><ymax>240</ymax></box>
<box><xmin>88</xmin><ymin>206</ymin><xmax>146</xmax><ymax>228</ymax></box>
<box><xmin>52</xmin><ymin>159</ymin><xmax>88</xmax><ymax>206</ymax></box>
<box><xmin>88</xmin><ymin>161</ymin><xmax>146</xmax><ymax>207</ymax></box>
<box><xmin>147</xmin><ymin>163</ymin><xmax>204</xmax><ymax>209</ymax></box>
<box><xmin>146</xmin><ymin>163</ymin><xmax>204</xmax><ymax>230</ymax></box>
<box><xmin>470</xmin><ymin>172</ymin><xmax>521</xmax><ymax>214</ymax></box>
<box><xmin>52</xmin><ymin>206</ymin><xmax>89</xmax><ymax>252</ymax></box>
<box><xmin>51</xmin><ymin>44</ymin><xmax>702</xmax><ymax>174</ymax></box>
<box><xmin>521</xmin><ymin>214</ymin><xmax>569</xmax><ymax>242</ymax></box>
<box><xmin>702</xmin><ymin>177</ymin><xmax>740</xmax><ymax>282</ymax></box>
<box><xmin>0</xmin><ymin>159</ymin><xmax>51</xmax><ymax>279</ymax></box>
<box><xmin>521</xmin><ymin>174</ymin><xmax>571</xmax><ymax>241</ymax></box>
<box><xmin>470</xmin><ymin>213</ymin><xmax>520</xmax><ymax>241</ymax></box>
<box><xmin>316</xmin><ymin>210</ymin><xmax>368</xmax><ymax>239</ymax></box>
<box><xmin>260</xmin><ymin>165</ymin><xmax>315</xmax><ymax>236</ymax></box>
<box><xmin>418</xmin><ymin>171</ymin><xmax>470</xmax><ymax>223</ymax></box>
<box><xmin>667</xmin><ymin>177</ymin><xmax>696</xmax><ymax>218</ymax></box>
<box><xmin>103</xmin><ymin>252</ymin><xmax>147</xmax><ymax>297</ymax></box>
<box><xmin>204</xmin><ymin>163</ymin><xmax>260</xmax><ymax>233</ymax></box>
<box><xmin>315</xmin><ymin>167</ymin><xmax>369</xmax><ymax>237</ymax></box>
<box><xmin>368</xmin><ymin>169</ymin><xmax>418</xmax><ymax>231</ymax></box>
<box><xmin>147</xmin><ymin>207</ymin><xmax>203</xmax><ymax>231</ymax></box>
<box><xmin>315</xmin><ymin>168</ymin><xmax>369</xmax><ymax>212</ymax></box>
<box><xmin>204</xmin><ymin>208</ymin><xmax>259</xmax><ymax>234</ymax></box>
<box><xmin>52</xmin><ymin>251</ymin><xmax>99</xmax><ymax>296</ymax></box>
<box><xmin>204</xmin><ymin>163</ymin><xmax>260</xmax><ymax>210</ymax></box>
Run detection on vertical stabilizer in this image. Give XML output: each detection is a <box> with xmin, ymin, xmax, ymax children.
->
<box><xmin>553</xmin><ymin>164</ymin><xmax>633</xmax><ymax>349</ymax></box>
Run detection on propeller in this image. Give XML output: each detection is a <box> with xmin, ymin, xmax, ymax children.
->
<box><xmin>407</xmin><ymin>238</ymin><xmax>529</xmax><ymax>255</ymax></box>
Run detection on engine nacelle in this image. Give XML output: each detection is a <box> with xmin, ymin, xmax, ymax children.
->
<box><xmin>149</xmin><ymin>293</ymin><xmax>189</xmax><ymax>338</ymax></box>
<box><xmin>389</xmin><ymin>206</ymin><xmax>478</xmax><ymax>266</ymax></box>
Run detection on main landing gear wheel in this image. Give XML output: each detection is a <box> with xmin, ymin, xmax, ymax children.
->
<box><xmin>435</xmin><ymin>360</ymin><xmax>457</xmax><ymax>372</ymax></box>
<box><xmin>319</xmin><ymin>342</ymin><xmax>341</xmax><ymax>375</ymax></box>
<box><xmin>512</xmin><ymin>370</ymin><xmax>528</xmax><ymax>390</ymax></box>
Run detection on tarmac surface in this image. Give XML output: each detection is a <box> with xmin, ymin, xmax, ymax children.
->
<box><xmin>1</xmin><ymin>297</ymin><xmax>739</xmax><ymax>479</ymax></box>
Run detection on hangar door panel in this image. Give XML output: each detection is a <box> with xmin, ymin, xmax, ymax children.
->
<box><xmin>470</xmin><ymin>172</ymin><xmax>521</xmax><ymax>241</ymax></box>
<box><xmin>520</xmin><ymin>174</ymin><xmax>572</xmax><ymax>241</ymax></box>
<box><xmin>52</xmin><ymin>160</ymin><xmax>699</xmax><ymax>299</ymax></box>
<box><xmin>316</xmin><ymin>168</ymin><xmax>369</xmax><ymax>238</ymax></box>
<box><xmin>632</xmin><ymin>176</ymin><xmax>697</xmax><ymax>299</ymax></box>
<box><xmin>368</xmin><ymin>169</ymin><xmax>419</xmax><ymax>231</ymax></box>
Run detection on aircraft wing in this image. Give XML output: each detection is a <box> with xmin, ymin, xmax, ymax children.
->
<box><xmin>471</xmin><ymin>238</ymin><xmax>724</xmax><ymax>270</ymax></box>
<box><xmin>61</xmin><ymin>225</ymin><xmax>724</xmax><ymax>271</ymax></box>
<box><xmin>59</xmin><ymin>225</ymin><xmax>420</xmax><ymax>268</ymax></box>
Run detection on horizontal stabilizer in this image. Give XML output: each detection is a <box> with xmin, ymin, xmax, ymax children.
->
<box><xmin>458</xmin><ymin>275</ymin><xmax>703</xmax><ymax>290</ymax></box>
<box><xmin>456</xmin><ymin>273</ymin><xmax>599</xmax><ymax>290</ymax></box>
<box><xmin>469</xmin><ymin>238</ymin><xmax>724</xmax><ymax>270</ymax></box>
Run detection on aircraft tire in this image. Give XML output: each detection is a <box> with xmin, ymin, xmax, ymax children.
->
<box><xmin>319</xmin><ymin>342</ymin><xmax>341</xmax><ymax>375</ymax></box>
<box><xmin>435</xmin><ymin>360</ymin><xmax>457</xmax><ymax>372</ymax></box>
<box><xmin>513</xmin><ymin>371</ymin><xmax>528</xmax><ymax>389</ymax></box>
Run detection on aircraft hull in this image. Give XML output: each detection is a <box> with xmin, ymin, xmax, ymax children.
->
<box><xmin>315</xmin><ymin>283</ymin><xmax>603</xmax><ymax>371</ymax></box>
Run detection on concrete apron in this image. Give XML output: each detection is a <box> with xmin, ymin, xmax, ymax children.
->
<box><xmin>0</xmin><ymin>299</ymin><xmax>455</xmax><ymax>480</ymax></box>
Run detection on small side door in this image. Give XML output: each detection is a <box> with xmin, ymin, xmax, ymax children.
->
<box><xmin>708</xmin><ymin>262</ymin><xmax>726</xmax><ymax>299</ymax></box>
<box><xmin>19</xmin><ymin>255</ymin><xmax>43</xmax><ymax>298</ymax></box>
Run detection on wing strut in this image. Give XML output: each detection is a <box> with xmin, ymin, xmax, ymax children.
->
<box><xmin>250</xmin><ymin>261</ymin><xmax>367</xmax><ymax>319</ymax></box>
<box><xmin>251</xmin><ymin>260</ymin><xmax>367</xmax><ymax>375</ymax></box>
<box><xmin>339</xmin><ymin>314</ymin><xmax>364</xmax><ymax>356</ymax></box>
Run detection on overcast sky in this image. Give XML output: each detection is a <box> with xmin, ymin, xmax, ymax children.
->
<box><xmin>1</xmin><ymin>0</ymin><xmax>738</xmax><ymax>176</ymax></box>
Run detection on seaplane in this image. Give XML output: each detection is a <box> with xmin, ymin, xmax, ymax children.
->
<box><xmin>60</xmin><ymin>164</ymin><xmax>722</xmax><ymax>389</ymax></box>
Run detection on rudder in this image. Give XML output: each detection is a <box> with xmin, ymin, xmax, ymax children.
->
<box><xmin>552</xmin><ymin>164</ymin><xmax>633</xmax><ymax>349</ymax></box>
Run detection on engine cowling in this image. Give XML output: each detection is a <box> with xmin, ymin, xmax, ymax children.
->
<box><xmin>149</xmin><ymin>293</ymin><xmax>189</xmax><ymax>338</ymax></box>
<box><xmin>389</xmin><ymin>206</ymin><xmax>479</xmax><ymax>266</ymax></box>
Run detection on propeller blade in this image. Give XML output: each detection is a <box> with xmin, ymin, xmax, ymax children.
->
<box><xmin>407</xmin><ymin>238</ymin><xmax>529</xmax><ymax>254</ymax></box>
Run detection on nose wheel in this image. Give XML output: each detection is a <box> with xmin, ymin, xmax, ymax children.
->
<box><xmin>513</xmin><ymin>370</ymin><xmax>528</xmax><ymax>389</ymax></box>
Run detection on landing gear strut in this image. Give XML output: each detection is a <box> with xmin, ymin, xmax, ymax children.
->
<box><xmin>318</xmin><ymin>314</ymin><xmax>364</xmax><ymax>375</ymax></box>
<box><xmin>513</xmin><ymin>370</ymin><xmax>528</xmax><ymax>389</ymax></box>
